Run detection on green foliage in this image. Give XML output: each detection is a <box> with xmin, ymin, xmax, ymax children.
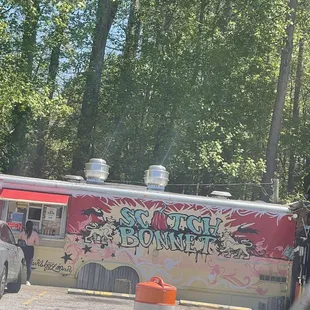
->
<box><xmin>0</xmin><ymin>0</ymin><xmax>309</xmax><ymax>202</ymax></box>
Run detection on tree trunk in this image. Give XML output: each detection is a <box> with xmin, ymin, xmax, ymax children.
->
<box><xmin>192</xmin><ymin>0</ymin><xmax>206</xmax><ymax>83</ymax></box>
<box><xmin>20</xmin><ymin>0</ymin><xmax>40</xmax><ymax>78</ymax></box>
<box><xmin>287</xmin><ymin>38</ymin><xmax>304</xmax><ymax>193</ymax></box>
<box><xmin>32</xmin><ymin>10</ymin><xmax>68</xmax><ymax>178</ymax></box>
<box><xmin>261</xmin><ymin>0</ymin><xmax>297</xmax><ymax>200</ymax></box>
<box><xmin>32</xmin><ymin>45</ymin><xmax>61</xmax><ymax>177</ymax></box>
<box><xmin>7</xmin><ymin>0</ymin><xmax>40</xmax><ymax>175</ymax></box>
<box><xmin>123</xmin><ymin>0</ymin><xmax>141</xmax><ymax>61</ymax></box>
<box><xmin>114</xmin><ymin>0</ymin><xmax>141</xmax><ymax>126</ymax></box>
<box><xmin>71</xmin><ymin>0</ymin><xmax>119</xmax><ymax>175</ymax></box>
<box><xmin>149</xmin><ymin>3</ymin><xmax>177</xmax><ymax>165</ymax></box>
<box><xmin>107</xmin><ymin>0</ymin><xmax>141</xmax><ymax>176</ymax></box>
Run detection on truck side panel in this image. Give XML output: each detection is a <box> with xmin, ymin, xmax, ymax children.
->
<box><xmin>62</xmin><ymin>195</ymin><xmax>295</xmax><ymax>309</ymax></box>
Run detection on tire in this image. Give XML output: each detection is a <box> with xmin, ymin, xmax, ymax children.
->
<box><xmin>6</xmin><ymin>266</ymin><xmax>22</xmax><ymax>293</ymax></box>
<box><xmin>0</xmin><ymin>265</ymin><xmax>7</xmax><ymax>299</ymax></box>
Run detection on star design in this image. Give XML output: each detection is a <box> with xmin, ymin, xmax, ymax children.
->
<box><xmin>111</xmin><ymin>253</ymin><xmax>116</xmax><ymax>258</ymax></box>
<box><xmin>75</xmin><ymin>237</ymin><xmax>79</xmax><ymax>242</ymax></box>
<box><xmin>61</xmin><ymin>252</ymin><xmax>73</xmax><ymax>264</ymax></box>
<box><xmin>82</xmin><ymin>245</ymin><xmax>92</xmax><ymax>254</ymax></box>
<box><xmin>117</xmin><ymin>242</ymin><xmax>122</xmax><ymax>248</ymax></box>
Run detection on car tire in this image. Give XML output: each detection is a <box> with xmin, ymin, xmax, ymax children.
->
<box><xmin>6</xmin><ymin>266</ymin><xmax>22</xmax><ymax>294</ymax></box>
<box><xmin>0</xmin><ymin>265</ymin><xmax>7</xmax><ymax>299</ymax></box>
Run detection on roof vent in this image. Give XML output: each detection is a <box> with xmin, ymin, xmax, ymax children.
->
<box><xmin>144</xmin><ymin>165</ymin><xmax>169</xmax><ymax>191</ymax></box>
<box><xmin>64</xmin><ymin>175</ymin><xmax>85</xmax><ymax>183</ymax></box>
<box><xmin>84</xmin><ymin>158</ymin><xmax>110</xmax><ymax>184</ymax></box>
<box><xmin>210</xmin><ymin>191</ymin><xmax>232</xmax><ymax>199</ymax></box>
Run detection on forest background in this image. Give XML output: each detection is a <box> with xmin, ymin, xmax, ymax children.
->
<box><xmin>0</xmin><ymin>0</ymin><xmax>309</xmax><ymax>202</ymax></box>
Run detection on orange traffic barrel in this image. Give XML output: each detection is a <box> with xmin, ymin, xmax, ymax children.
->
<box><xmin>134</xmin><ymin>277</ymin><xmax>177</xmax><ymax>310</ymax></box>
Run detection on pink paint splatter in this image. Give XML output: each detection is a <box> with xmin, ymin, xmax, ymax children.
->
<box><xmin>222</xmin><ymin>273</ymin><xmax>251</xmax><ymax>288</ymax></box>
<box><xmin>67</xmin><ymin>215</ymin><xmax>93</xmax><ymax>233</ymax></box>
<box><xmin>207</xmin><ymin>265</ymin><xmax>222</xmax><ymax>284</ymax></box>
<box><xmin>256</xmin><ymin>286</ymin><xmax>268</xmax><ymax>295</ymax></box>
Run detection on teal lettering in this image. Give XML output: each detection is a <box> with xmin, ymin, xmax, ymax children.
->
<box><xmin>168</xmin><ymin>213</ymin><xmax>187</xmax><ymax>230</ymax></box>
<box><xmin>119</xmin><ymin>227</ymin><xmax>139</xmax><ymax>247</ymax></box>
<box><xmin>138</xmin><ymin>229</ymin><xmax>154</xmax><ymax>247</ymax></box>
<box><xmin>184</xmin><ymin>234</ymin><xmax>196</xmax><ymax>253</ymax></box>
<box><xmin>119</xmin><ymin>208</ymin><xmax>136</xmax><ymax>227</ymax></box>
<box><xmin>202</xmin><ymin>217</ymin><xmax>223</xmax><ymax>235</ymax></box>
<box><xmin>154</xmin><ymin>231</ymin><xmax>170</xmax><ymax>250</ymax></box>
<box><xmin>197</xmin><ymin>235</ymin><xmax>216</xmax><ymax>254</ymax></box>
<box><xmin>187</xmin><ymin>216</ymin><xmax>203</xmax><ymax>234</ymax></box>
<box><xmin>168</xmin><ymin>232</ymin><xmax>184</xmax><ymax>251</ymax></box>
<box><xmin>135</xmin><ymin>210</ymin><xmax>149</xmax><ymax>229</ymax></box>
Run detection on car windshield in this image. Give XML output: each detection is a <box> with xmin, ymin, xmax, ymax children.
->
<box><xmin>0</xmin><ymin>223</ymin><xmax>9</xmax><ymax>243</ymax></box>
<box><xmin>0</xmin><ymin>223</ymin><xmax>15</xmax><ymax>244</ymax></box>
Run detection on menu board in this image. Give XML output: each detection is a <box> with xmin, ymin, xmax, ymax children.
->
<box><xmin>42</xmin><ymin>206</ymin><xmax>61</xmax><ymax>235</ymax></box>
<box><xmin>45</xmin><ymin>207</ymin><xmax>57</xmax><ymax>221</ymax></box>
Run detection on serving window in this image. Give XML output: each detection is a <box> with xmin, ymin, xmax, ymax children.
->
<box><xmin>3</xmin><ymin>200</ymin><xmax>67</xmax><ymax>238</ymax></box>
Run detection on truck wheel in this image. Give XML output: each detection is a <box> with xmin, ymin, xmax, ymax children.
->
<box><xmin>7</xmin><ymin>266</ymin><xmax>22</xmax><ymax>293</ymax></box>
<box><xmin>0</xmin><ymin>265</ymin><xmax>7</xmax><ymax>299</ymax></box>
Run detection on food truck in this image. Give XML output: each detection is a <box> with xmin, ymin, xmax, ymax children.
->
<box><xmin>0</xmin><ymin>159</ymin><xmax>296</xmax><ymax>310</ymax></box>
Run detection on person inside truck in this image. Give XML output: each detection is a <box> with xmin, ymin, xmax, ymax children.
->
<box><xmin>18</xmin><ymin>220</ymin><xmax>40</xmax><ymax>286</ymax></box>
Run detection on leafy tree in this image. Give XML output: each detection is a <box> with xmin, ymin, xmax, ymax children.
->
<box><xmin>262</xmin><ymin>0</ymin><xmax>297</xmax><ymax>200</ymax></box>
<box><xmin>71</xmin><ymin>0</ymin><xmax>119</xmax><ymax>175</ymax></box>
<box><xmin>1</xmin><ymin>0</ymin><xmax>310</xmax><ymax>202</ymax></box>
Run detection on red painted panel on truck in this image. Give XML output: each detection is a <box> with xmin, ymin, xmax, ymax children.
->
<box><xmin>66</xmin><ymin>195</ymin><xmax>295</xmax><ymax>261</ymax></box>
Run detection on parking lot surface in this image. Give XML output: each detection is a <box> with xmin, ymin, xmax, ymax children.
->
<box><xmin>0</xmin><ymin>285</ymin><xmax>205</xmax><ymax>310</ymax></box>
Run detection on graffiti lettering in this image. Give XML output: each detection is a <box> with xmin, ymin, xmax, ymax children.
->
<box><xmin>135</xmin><ymin>210</ymin><xmax>149</xmax><ymax>228</ymax></box>
<box><xmin>81</xmin><ymin>203</ymin><xmax>261</xmax><ymax>261</ymax></box>
<box><xmin>154</xmin><ymin>231</ymin><xmax>169</xmax><ymax>250</ymax></box>
<box><xmin>119</xmin><ymin>208</ymin><xmax>137</xmax><ymax>227</ymax></box>
<box><xmin>32</xmin><ymin>259</ymin><xmax>72</xmax><ymax>276</ymax></box>
<box><xmin>138</xmin><ymin>229</ymin><xmax>153</xmax><ymax>247</ymax></box>
<box><xmin>119</xmin><ymin>227</ymin><xmax>139</xmax><ymax>247</ymax></box>
<box><xmin>187</xmin><ymin>215</ymin><xmax>203</xmax><ymax>234</ymax></box>
<box><xmin>168</xmin><ymin>213</ymin><xmax>187</xmax><ymax>230</ymax></box>
<box><xmin>120</xmin><ymin>208</ymin><xmax>150</xmax><ymax>228</ymax></box>
<box><xmin>168</xmin><ymin>214</ymin><xmax>223</xmax><ymax>236</ymax></box>
<box><xmin>118</xmin><ymin>215</ymin><xmax>219</xmax><ymax>255</ymax></box>
<box><xmin>202</xmin><ymin>217</ymin><xmax>223</xmax><ymax>235</ymax></box>
<box><xmin>197</xmin><ymin>235</ymin><xmax>217</xmax><ymax>254</ymax></box>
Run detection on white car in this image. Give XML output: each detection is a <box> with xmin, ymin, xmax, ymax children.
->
<box><xmin>0</xmin><ymin>220</ymin><xmax>25</xmax><ymax>299</ymax></box>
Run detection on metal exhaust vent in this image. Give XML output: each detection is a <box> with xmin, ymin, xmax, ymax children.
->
<box><xmin>210</xmin><ymin>191</ymin><xmax>232</xmax><ymax>199</ymax></box>
<box><xmin>144</xmin><ymin>165</ymin><xmax>169</xmax><ymax>191</ymax></box>
<box><xmin>84</xmin><ymin>158</ymin><xmax>110</xmax><ymax>184</ymax></box>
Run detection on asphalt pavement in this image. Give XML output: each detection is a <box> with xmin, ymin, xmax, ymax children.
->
<box><xmin>0</xmin><ymin>285</ymin><xmax>206</xmax><ymax>310</ymax></box>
